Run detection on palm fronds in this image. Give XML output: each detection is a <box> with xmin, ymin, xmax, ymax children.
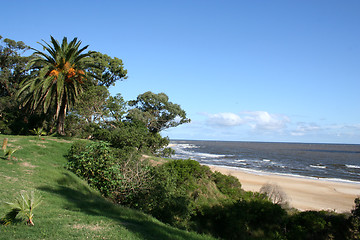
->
<box><xmin>4</xmin><ymin>190</ymin><xmax>42</xmax><ymax>226</ymax></box>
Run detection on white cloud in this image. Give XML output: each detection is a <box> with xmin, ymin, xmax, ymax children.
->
<box><xmin>207</xmin><ymin>112</ymin><xmax>243</xmax><ymax>126</ymax></box>
<box><xmin>243</xmin><ymin>111</ymin><xmax>290</xmax><ymax>131</ymax></box>
<box><xmin>205</xmin><ymin>111</ymin><xmax>290</xmax><ymax>131</ymax></box>
<box><xmin>291</xmin><ymin>122</ymin><xmax>322</xmax><ymax>136</ymax></box>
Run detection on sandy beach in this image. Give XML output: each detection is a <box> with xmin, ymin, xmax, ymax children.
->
<box><xmin>208</xmin><ymin>165</ymin><xmax>360</xmax><ymax>213</ymax></box>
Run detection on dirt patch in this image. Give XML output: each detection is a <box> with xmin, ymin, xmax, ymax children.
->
<box><xmin>36</xmin><ymin>144</ymin><xmax>47</xmax><ymax>148</ymax></box>
<box><xmin>142</xmin><ymin>155</ymin><xmax>167</xmax><ymax>166</ymax></box>
<box><xmin>29</xmin><ymin>140</ymin><xmax>47</xmax><ymax>144</ymax></box>
<box><xmin>72</xmin><ymin>223</ymin><xmax>104</xmax><ymax>231</ymax></box>
<box><xmin>20</xmin><ymin>162</ymin><xmax>37</xmax><ymax>168</ymax></box>
<box><xmin>47</xmin><ymin>138</ymin><xmax>73</xmax><ymax>143</ymax></box>
<box><xmin>23</xmin><ymin>169</ymin><xmax>34</xmax><ymax>175</ymax></box>
<box><xmin>3</xmin><ymin>175</ymin><xmax>18</xmax><ymax>182</ymax></box>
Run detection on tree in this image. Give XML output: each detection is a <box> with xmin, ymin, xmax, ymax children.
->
<box><xmin>66</xmin><ymin>88</ymin><xmax>127</xmax><ymax>137</ymax></box>
<box><xmin>106</xmin><ymin>93</ymin><xmax>128</xmax><ymax>122</ymax></box>
<box><xmin>0</xmin><ymin>36</ymin><xmax>32</xmax><ymax>134</ymax></box>
<box><xmin>127</xmin><ymin>91</ymin><xmax>190</xmax><ymax>133</ymax></box>
<box><xmin>0</xmin><ymin>35</ymin><xmax>31</xmax><ymax>97</ymax></box>
<box><xmin>87</xmin><ymin>52</ymin><xmax>128</xmax><ymax>87</ymax></box>
<box><xmin>71</xmin><ymin>85</ymin><xmax>110</xmax><ymax>124</ymax></box>
<box><xmin>17</xmin><ymin>36</ymin><xmax>94</xmax><ymax>135</ymax></box>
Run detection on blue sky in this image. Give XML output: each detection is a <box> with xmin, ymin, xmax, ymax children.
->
<box><xmin>2</xmin><ymin>0</ymin><xmax>360</xmax><ymax>144</ymax></box>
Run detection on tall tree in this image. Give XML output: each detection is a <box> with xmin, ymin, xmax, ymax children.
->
<box><xmin>127</xmin><ymin>91</ymin><xmax>191</xmax><ymax>133</ymax></box>
<box><xmin>0</xmin><ymin>36</ymin><xmax>32</xmax><ymax>134</ymax></box>
<box><xmin>17</xmin><ymin>36</ymin><xmax>94</xmax><ymax>135</ymax></box>
<box><xmin>87</xmin><ymin>52</ymin><xmax>128</xmax><ymax>87</ymax></box>
<box><xmin>0</xmin><ymin>35</ymin><xmax>31</xmax><ymax>97</ymax></box>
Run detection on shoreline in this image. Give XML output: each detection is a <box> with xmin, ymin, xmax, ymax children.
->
<box><xmin>206</xmin><ymin>164</ymin><xmax>360</xmax><ymax>185</ymax></box>
<box><xmin>207</xmin><ymin>164</ymin><xmax>360</xmax><ymax>213</ymax></box>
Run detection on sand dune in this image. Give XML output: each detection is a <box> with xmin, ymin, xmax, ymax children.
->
<box><xmin>208</xmin><ymin>165</ymin><xmax>360</xmax><ymax>213</ymax></box>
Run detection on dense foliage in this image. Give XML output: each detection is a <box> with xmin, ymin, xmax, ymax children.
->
<box><xmin>66</xmin><ymin>141</ymin><xmax>358</xmax><ymax>239</ymax></box>
<box><xmin>67</xmin><ymin>141</ymin><xmax>152</xmax><ymax>204</ymax></box>
<box><xmin>127</xmin><ymin>91</ymin><xmax>191</xmax><ymax>133</ymax></box>
<box><xmin>0</xmin><ymin>36</ymin><xmax>33</xmax><ymax>134</ymax></box>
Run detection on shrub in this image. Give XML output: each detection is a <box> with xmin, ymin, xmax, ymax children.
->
<box><xmin>157</xmin><ymin>147</ymin><xmax>175</xmax><ymax>158</ymax></box>
<box><xmin>259</xmin><ymin>183</ymin><xmax>288</xmax><ymax>206</ymax></box>
<box><xmin>350</xmin><ymin>198</ymin><xmax>360</xmax><ymax>239</ymax></box>
<box><xmin>67</xmin><ymin>141</ymin><xmax>119</xmax><ymax>197</ymax></box>
<box><xmin>66</xmin><ymin>141</ymin><xmax>152</xmax><ymax>203</ymax></box>
<box><xmin>211</xmin><ymin>171</ymin><xmax>243</xmax><ymax>199</ymax></box>
<box><xmin>162</xmin><ymin>159</ymin><xmax>212</xmax><ymax>187</ymax></box>
<box><xmin>193</xmin><ymin>199</ymin><xmax>287</xmax><ymax>240</ymax></box>
<box><xmin>286</xmin><ymin>210</ymin><xmax>351</xmax><ymax>240</ymax></box>
<box><xmin>93</xmin><ymin>121</ymin><xmax>169</xmax><ymax>153</ymax></box>
<box><xmin>133</xmin><ymin>159</ymin><xmax>214</xmax><ymax>229</ymax></box>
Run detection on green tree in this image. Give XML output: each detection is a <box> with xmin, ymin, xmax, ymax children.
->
<box><xmin>87</xmin><ymin>52</ymin><xmax>128</xmax><ymax>87</ymax></box>
<box><xmin>127</xmin><ymin>91</ymin><xmax>191</xmax><ymax>133</ymax></box>
<box><xmin>0</xmin><ymin>36</ymin><xmax>32</xmax><ymax>134</ymax></box>
<box><xmin>17</xmin><ymin>36</ymin><xmax>94</xmax><ymax>135</ymax></box>
<box><xmin>0</xmin><ymin>35</ymin><xmax>31</xmax><ymax>97</ymax></box>
<box><xmin>106</xmin><ymin>93</ymin><xmax>127</xmax><ymax>122</ymax></box>
<box><xmin>66</xmin><ymin>89</ymin><xmax>128</xmax><ymax>137</ymax></box>
<box><xmin>71</xmin><ymin>85</ymin><xmax>110</xmax><ymax>124</ymax></box>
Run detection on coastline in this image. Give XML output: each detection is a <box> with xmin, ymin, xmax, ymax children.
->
<box><xmin>207</xmin><ymin>164</ymin><xmax>360</xmax><ymax>213</ymax></box>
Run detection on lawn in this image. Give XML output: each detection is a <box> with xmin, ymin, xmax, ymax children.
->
<box><xmin>0</xmin><ymin>135</ymin><xmax>215</xmax><ymax>240</ymax></box>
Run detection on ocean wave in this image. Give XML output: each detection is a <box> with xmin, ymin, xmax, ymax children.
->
<box><xmin>310</xmin><ymin>164</ymin><xmax>327</xmax><ymax>169</ymax></box>
<box><xmin>173</xmin><ymin>143</ymin><xmax>199</xmax><ymax>149</ymax></box>
<box><xmin>346</xmin><ymin>164</ymin><xmax>360</xmax><ymax>169</ymax></box>
<box><xmin>196</xmin><ymin>152</ymin><xmax>227</xmax><ymax>158</ymax></box>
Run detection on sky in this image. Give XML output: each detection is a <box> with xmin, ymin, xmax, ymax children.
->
<box><xmin>1</xmin><ymin>0</ymin><xmax>360</xmax><ymax>144</ymax></box>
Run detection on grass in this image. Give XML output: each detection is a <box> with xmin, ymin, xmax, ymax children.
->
<box><xmin>0</xmin><ymin>135</ymin><xmax>216</xmax><ymax>240</ymax></box>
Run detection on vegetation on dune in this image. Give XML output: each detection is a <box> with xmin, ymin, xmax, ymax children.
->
<box><xmin>66</xmin><ymin>140</ymin><xmax>359</xmax><ymax>239</ymax></box>
<box><xmin>0</xmin><ymin>135</ymin><xmax>215</xmax><ymax>240</ymax></box>
<box><xmin>1</xmin><ymin>35</ymin><xmax>360</xmax><ymax>239</ymax></box>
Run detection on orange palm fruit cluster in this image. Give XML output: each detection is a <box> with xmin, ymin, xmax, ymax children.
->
<box><xmin>66</xmin><ymin>68</ymin><xmax>76</xmax><ymax>82</ymax></box>
<box><xmin>49</xmin><ymin>69</ymin><xmax>59</xmax><ymax>78</ymax></box>
<box><xmin>47</xmin><ymin>61</ymin><xmax>85</xmax><ymax>84</ymax></box>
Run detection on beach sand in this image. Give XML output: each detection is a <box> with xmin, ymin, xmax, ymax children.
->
<box><xmin>208</xmin><ymin>165</ymin><xmax>360</xmax><ymax>213</ymax></box>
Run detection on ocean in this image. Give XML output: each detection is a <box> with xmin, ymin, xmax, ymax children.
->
<box><xmin>170</xmin><ymin>140</ymin><xmax>360</xmax><ymax>183</ymax></box>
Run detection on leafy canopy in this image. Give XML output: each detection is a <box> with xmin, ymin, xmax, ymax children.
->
<box><xmin>0</xmin><ymin>35</ymin><xmax>31</xmax><ymax>97</ymax></box>
<box><xmin>128</xmin><ymin>91</ymin><xmax>190</xmax><ymax>133</ymax></box>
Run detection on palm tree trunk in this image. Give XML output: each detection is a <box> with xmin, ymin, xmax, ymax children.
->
<box><xmin>56</xmin><ymin>96</ymin><xmax>67</xmax><ymax>135</ymax></box>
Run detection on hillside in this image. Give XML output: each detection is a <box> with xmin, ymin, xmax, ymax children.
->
<box><xmin>0</xmin><ymin>135</ymin><xmax>215</xmax><ymax>240</ymax></box>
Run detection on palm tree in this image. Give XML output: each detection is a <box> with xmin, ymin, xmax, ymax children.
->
<box><xmin>17</xmin><ymin>36</ymin><xmax>93</xmax><ymax>135</ymax></box>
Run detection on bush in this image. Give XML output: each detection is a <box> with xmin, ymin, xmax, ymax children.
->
<box><xmin>67</xmin><ymin>141</ymin><xmax>119</xmax><ymax>197</ymax></box>
<box><xmin>93</xmin><ymin>121</ymin><xmax>169</xmax><ymax>153</ymax></box>
<box><xmin>286</xmin><ymin>211</ymin><xmax>351</xmax><ymax>240</ymax></box>
<box><xmin>351</xmin><ymin>198</ymin><xmax>360</xmax><ymax>239</ymax></box>
<box><xmin>260</xmin><ymin>183</ymin><xmax>288</xmax><ymax>206</ymax></box>
<box><xmin>66</xmin><ymin>141</ymin><xmax>152</xmax><ymax>203</ymax></box>
<box><xmin>133</xmin><ymin>159</ymin><xmax>214</xmax><ymax>229</ymax></box>
<box><xmin>193</xmin><ymin>199</ymin><xmax>287</xmax><ymax>240</ymax></box>
<box><xmin>211</xmin><ymin>171</ymin><xmax>243</xmax><ymax>199</ymax></box>
<box><xmin>162</xmin><ymin>159</ymin><xmax>212</xmax><ymax>187</ymax></box>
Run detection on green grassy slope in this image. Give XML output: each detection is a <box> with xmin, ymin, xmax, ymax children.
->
<box><xmin>0</xmin><ymin>135</ymin><xmax>215</xmax><ymax>240</ymax></box>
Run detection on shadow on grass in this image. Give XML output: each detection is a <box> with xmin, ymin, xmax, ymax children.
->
<box><xmin>38</xmin><ymin>172</ymin><xmax>209</xmax><ymax>240</ymax></box>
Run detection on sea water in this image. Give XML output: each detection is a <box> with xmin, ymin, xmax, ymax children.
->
<box><xmin>170</xmin><ymin>140</ymin><xmax>360</xmax><ymax>183</ymax></box>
